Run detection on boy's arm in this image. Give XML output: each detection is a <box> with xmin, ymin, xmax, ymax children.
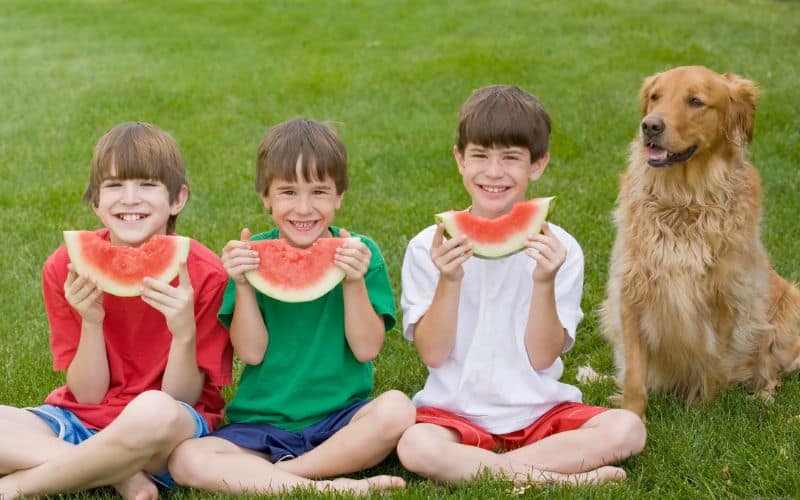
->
<box><xmin>228</xmin><ymin>283</ymin><xmax>269</xmax><ymax>365</ymax></box>
<box><xmin>409</xmin><ymin>224</ymin><xmax>472</xmax><ymax>368</ymax></box>
<box><xmin>523</xmin><ymin>222</ymin><xmax>570</xmax><ymax>370</ymax></box>
<box><xmin>142</xmin><ymin>262</ymin><xmax>204</xmax><ymax>404</ymax></box>
<box><xmin>222</xmin><ymin>229</ymin><xmax>269</xmax><ymax>365</ymax></box>
<box><xmin>61</xmin><ymin>265</ymin><xmax>110</xmax><ymax>404</ymax></box>
<box><xmin>336</xmin><ymin>232</ymin><xmax>384</xmax><ymax>361</ymax></box>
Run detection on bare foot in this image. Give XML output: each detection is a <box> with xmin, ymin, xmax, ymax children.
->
<box><xmin>113</xmin><ymin>472</ymin><xmax>158</xmax><ymax>500</ymax></box>
<box><xmin>320</xmin><ymin>475</ymin><xmax>406</xmax><ymax>495</ymax></box>
<box><xmin>515</xmin><ymin>465</ymin><xmax>626</xmax><ymax>486</ymax></box>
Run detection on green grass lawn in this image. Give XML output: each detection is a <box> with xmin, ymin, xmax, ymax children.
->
<box><xmin>1</xmin><ymin>0</ymin><xmax>800</xmax><ymax>497</ymax></box>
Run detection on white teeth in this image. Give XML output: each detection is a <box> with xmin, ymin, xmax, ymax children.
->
<box><xmin>119</xmin><ymin>214</ymin><xmax>145</xmax><ymax>221</ymax></box>
<box><xmin>293</xmin><ymin>221</ymin><xmax>315</xmax><ymax>229</ymax></box>
<box><xmin>482</xmin><ymin>186</ymin><xmax>507</xmax><ymax>193</ymax></box>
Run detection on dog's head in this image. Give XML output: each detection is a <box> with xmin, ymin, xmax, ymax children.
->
<box><xmin>637</xmin><ymin>65</ymin><xmax>758</xmax><ymax>168</ymax></box>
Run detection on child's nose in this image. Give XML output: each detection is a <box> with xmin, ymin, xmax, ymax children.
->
<box><xmin>121</xmin><ymin>183</ymin><xmax>140</xmax><ymax>203</ymax></box>
<box><xmin>486</xmin><ymin>158</ymin><xmax>504</xmax><ymax>176</ymax></box>
<box><xmin>295</xmin><ymin>195</ymin><xmax>312</xmax><ymax>213</ymax></box>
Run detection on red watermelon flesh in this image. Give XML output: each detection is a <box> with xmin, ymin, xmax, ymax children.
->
<box><xmin>435</xmin><ymin>197</ymin><xmax>554</xmax><ymax>258</ymax></box>
<box><xmin>245</xmin><ymin>237</ymin><xmax>358</xmax><ymax>303</ymax></box>
<box><xmin>63</xmin><ymin>231</ymin><xmax>191</xmax><ymax>297</ymax></box>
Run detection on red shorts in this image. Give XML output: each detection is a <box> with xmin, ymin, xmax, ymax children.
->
<box><xmin>416</xmin><ymin>402</ymin><xmax>608</xmax><ymax>452</ymax></box>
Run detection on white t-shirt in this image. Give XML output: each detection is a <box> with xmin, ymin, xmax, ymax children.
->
<box><xmin>401</xmin><ymin>222</ymin><xmax>584</xmax><ymax>434</ymax></box>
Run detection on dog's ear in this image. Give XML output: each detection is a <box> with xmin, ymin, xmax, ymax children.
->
<box><xmin>723</xmin><ymin>72</ymin><xmax>759</xmax><ymax>145</ymax></box>
<box><xmin>638</xmin><ymin>73</ymin><xmax>660</xmax><ymax>116</ymax></box>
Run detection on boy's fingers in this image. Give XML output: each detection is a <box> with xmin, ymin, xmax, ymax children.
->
<box><xmin>432</xmin><ymin>224</ymin><xmax>445</xmax><ymax>248</ymax></box>
<box><xmin>340</xmin><ymin>228</ymin><xmax>351</xmax><ymax>238</ymax></box>
<box><xmin>240</xmin><ymin>228</ymin><xmax>251</xmax><ymax>241</ymax></box>
<box><xmin>178</xmin><ymin>261</ymin><xmax>192</xmax><ymax>290</ymax></box>
<box><xmin>541</xmin><ymin>221</ymin><xmax>551</xmax><ymax>236</ymax></box>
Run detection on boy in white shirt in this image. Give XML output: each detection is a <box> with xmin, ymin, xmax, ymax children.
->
<box><xmin>397</xmin><ymin>85</ymin><xmax>646</xmax><ymax>485</ymax></box>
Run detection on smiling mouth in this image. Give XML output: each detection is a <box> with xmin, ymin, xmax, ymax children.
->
<box><xmin>116</xmin><ymin>213</ymin><xmax>147</xmax><ymax>221</ymax></box>
<box><xmin>645</xmin><ymin>143</ymin><xmax>698</xmax><ymax>168</ymax></box>
<box><xmin>480</xmin><ymin>185</ymin><xmax>509</xmax><ymax>193</ymax></box>
<box><xmin>291</xmin><ymin>220</ymin><xmax>317</xmax><ymax>230</ymax></box>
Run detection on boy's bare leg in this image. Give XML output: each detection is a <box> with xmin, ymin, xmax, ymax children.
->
<box><xmin>397</xmin><ymin>420</ymin><xmax>634</xmax><ymax>485</ymax></box>
<box><xmin>0</xmin><ymin>405</ymin><xmax>157</xmax><ymax>500</ymax></box>
<box><xmin>502</xmin><ymin>409</ymin><xmax>645</xmax><ymax>476</ymax></box>
<box><xmin>168</xmin><ymin>435</ymin><xmax>404</xmax><ymax>494</ymax></box>
<box><xmin>0</xmin><ymin>391</ymin><xmax>196</xmax><ymax>499</ymax></box>
<box><xmin>274</xmin><ymin>390</ymin><xmax>416</xmax><ymax>478</ymax></box>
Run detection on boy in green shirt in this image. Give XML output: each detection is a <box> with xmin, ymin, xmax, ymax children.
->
<box><xmin>168</xmin><ymin>118</ymin><xmax>413</xmax><ymax>494</ymax></box>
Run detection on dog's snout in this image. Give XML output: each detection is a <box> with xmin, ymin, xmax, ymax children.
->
<box><xmin>641</xmin><ymin>116</ymin><xmax>665</xmax><ymax>138</ymax></box>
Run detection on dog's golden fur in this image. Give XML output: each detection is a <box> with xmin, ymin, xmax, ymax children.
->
<box><xmin>601</xmin><ymin>65</ymin><xmax>800</xmax><ymax>417</ymax></box>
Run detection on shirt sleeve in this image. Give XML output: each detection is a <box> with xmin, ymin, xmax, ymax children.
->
<box><xmin>363</xmin><ymin>239</ymin><xmax>397</xmax><ymax>332</ymax></box>
<box><xmin>193</xmin><ymin>261</ymin><xmax>233</xmax><ymax>387</ymax></box>
<box><xmin>553</xmin><ymin>230</ymin><xmax>585</xmax><ymax>352</ymax></box>
<box><xmin>42</xmin><ymin>248</ymin><xmax>82</xmax><ymax>371</ymax></box>
<box><xmin>400</xmin><ymin>227</ymin><xmax>440</xmax><ymax>341</ymax></box>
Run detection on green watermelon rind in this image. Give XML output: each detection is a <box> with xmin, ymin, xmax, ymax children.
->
<box><xmin>435</xmin><ymin>197</ymin><xmax>554</xmax><ymax>259</ymax></box>
<box><xmin>63</xmin><ymin>231</ymin><xmax>191</xmax><ymax>297</ymax></box>
<box><xmin>244</xmin><ymin>237</ymin><xmax>359</xmax><ymax>303</ymax></box>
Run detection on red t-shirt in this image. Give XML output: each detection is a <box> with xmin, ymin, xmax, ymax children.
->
<box><xmin>41</xmin><ymin>229</ymin><xmax>233</xmax><ymax>430</ymax></box>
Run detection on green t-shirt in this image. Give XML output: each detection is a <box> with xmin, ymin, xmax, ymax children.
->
<box><xmin>219</xmin><ymin>226</ymin><xmax>396</xmax><ymax>432</ymax></box>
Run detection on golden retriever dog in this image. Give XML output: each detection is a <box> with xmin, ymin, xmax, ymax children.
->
<box><xmin>601</xmin><ymin>65</ymin><xmax>800</xmax><ymax>417</ymax></box>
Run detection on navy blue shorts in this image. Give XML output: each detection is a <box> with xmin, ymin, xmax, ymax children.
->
<box><xmin>212</xmin><ymin>399</ymin><xmax>370</xmax><ymax>462</ymax></box>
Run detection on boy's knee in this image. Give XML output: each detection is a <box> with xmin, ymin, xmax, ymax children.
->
<box><xmin>371</xmin><ymin>390</ymin><xmax>416</xmax><ymax>436</ymax></box>
<box><xmin>117</xmin><ymin>391</ymin><xmax>188</xmax><ymax>450</ymax></box>
<box><xmin>396</xmin><ymin>424</ymin><xmax>439</xmax><ymax>474</ymax></box>
<box><xmin>168</xmin><ymin>439</ymin><xmax>206</xmax><ymax>487</ymax></box>
<box><xmin>605</xmin><ymin>409</ymin><xmax>647</xmax><ymax>455</ymax></box>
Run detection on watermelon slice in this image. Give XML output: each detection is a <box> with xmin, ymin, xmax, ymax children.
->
<box><xmin>435</xmin><ymin>197</ymin><xmax>554</xmax><ymax>259</ymax></box>
<box><xmin>245</xmin><ymin>237</ymin><xmax>359</xmax><ymax>303</ymax></box>
<box><xmin>63</xmin><ymin>231</ymin><xmax>191</xmax><ymax>297</ymax></box>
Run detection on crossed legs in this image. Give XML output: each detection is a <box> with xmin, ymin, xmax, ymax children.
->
<box><xmin>397</xmin><ymin>408</ymin><xmax>646</xmax><ymax>485</ymax></box>
<box><xmin>0</xmin><ymin>390</ymin><xmax>199</xmax><ymax>499</ymax></box>
<box><xmin>168</xmin><ymin>390</ymin><xmax>415</xmax><ymax>495</ymax></box>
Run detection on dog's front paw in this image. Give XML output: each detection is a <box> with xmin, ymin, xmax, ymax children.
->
<box><xmin>754</xmin><ymin>379</ymin><xmax>779</xmax><ymax>403</ymax></box>
<box><xmin>621</xmin><ymin>395</ymin><xmax>647</xmax><ymax>418</ymax></box>
<box><xmin>608</xmin><ymin>392</ymin><xmax>624</xmax><ymax>407</ymax></box>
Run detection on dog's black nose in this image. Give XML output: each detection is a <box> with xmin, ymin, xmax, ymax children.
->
<box><xmin>641</xmin><ymin>116</ymin><xmax>665</xmax><ymax>138</ymax></box>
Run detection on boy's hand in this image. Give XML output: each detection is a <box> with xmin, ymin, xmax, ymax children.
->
<box><xmin>335</xmin><ymin>228</ymin><xmax>371</xmax><ymax>282</ymax></box>
<box><xmin>430</xmin><ymin>223</ymin><xmax>472</xmax><ymax>281</ymax></box>
<box><xmin>222</xmin><ymin>228</ymin><xmax>259</xmax><ymax>284</ymax></box>
<box><xmin>526</xmin><ymin>222</ymin><xmax>566</xmax><ymax>283</ymax></box>
<box><xmin>141</xmin><ymin>261</ymin><xmax>196</xmax><ymax>340</ymax></box>
<box><xmin>64</xmin><ymin>263</ymin><xmax>105</xmax><ymax>325</ymax></box>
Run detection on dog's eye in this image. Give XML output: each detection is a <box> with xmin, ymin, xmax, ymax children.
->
<box><xmin>687</xmin><ymin>96</ymin><xmax>705</xmax><ymax>107</ymax></box>
<box><xmin>650</xmin><ymin>93</ymin><xmax>660</xmax><ymax>102</ymax></box>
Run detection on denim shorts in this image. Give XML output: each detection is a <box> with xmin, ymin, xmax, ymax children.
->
<box><xmin>212</xmin><ymin>399</ymin><xmax>370</xmax><ymax>462</ymax></box>
<box><xmin>27</xmin><ymin>402</ymin><xmax>209</xmax><ymax>488</ymax></box>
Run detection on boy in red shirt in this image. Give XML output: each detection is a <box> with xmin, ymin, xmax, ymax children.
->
<box><xmin>0</xmin><ymin>122</ymin><xmax>232</xmax><ymax>499</ymax></box>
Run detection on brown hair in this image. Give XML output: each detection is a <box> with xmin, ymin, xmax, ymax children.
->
<box><xmin>83</xmin><ymin>122</ymin><xmax>189</xmax><ymax>233</ymax></box>
<box><xmin>255</xmin><ymin>119</ymin><xmax>348</xmax><ymax>195</ymax></box>
<box><xmin>455</xmin><ymin>85</ymin><xmax>551</xmax><ymax>161</ymax></box>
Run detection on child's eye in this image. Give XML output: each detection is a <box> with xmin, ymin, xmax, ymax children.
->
<box><xmin>140</xmin><ymin>180</ymin><xmax>160</xmax><ymax>187</ymax></box>
<box><xmin>102</xmin><ymin>181</ymin><xmax>122</xmax><ymax>188</ymax></box>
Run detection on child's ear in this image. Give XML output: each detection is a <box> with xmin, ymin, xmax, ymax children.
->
<box><xmin>453</xmin><ymin>145</ymin><xmax>466</xmax><ymax>172</ymax></box>
<box><xmin>335</xmin><ymin>192</ymin><xmax>344</xmax><ymax>209</ymax></box>
<box><xmin>260</xmin><ymin>193</ymin><xmax>271</xmax><ymax>213</ymax></box>
<box><xmin>169</xmin><ymin>184</ymin><xmax>190</xmax><ymax>215</ymax></box>
<box><xmin>528</xmin><ymin>152</ymin><xmax>550</xmax><ymax>181</ymax></box>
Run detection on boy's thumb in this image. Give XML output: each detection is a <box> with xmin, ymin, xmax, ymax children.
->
<box><xmin>339</xmin><ymin>228</ymin><xmax>350</xmax><ymax>238</ymax></box>
<box><xmin>241</xmin><ymin>228</ymin><xmax>251</xmax><ymax>241</ymax></box>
